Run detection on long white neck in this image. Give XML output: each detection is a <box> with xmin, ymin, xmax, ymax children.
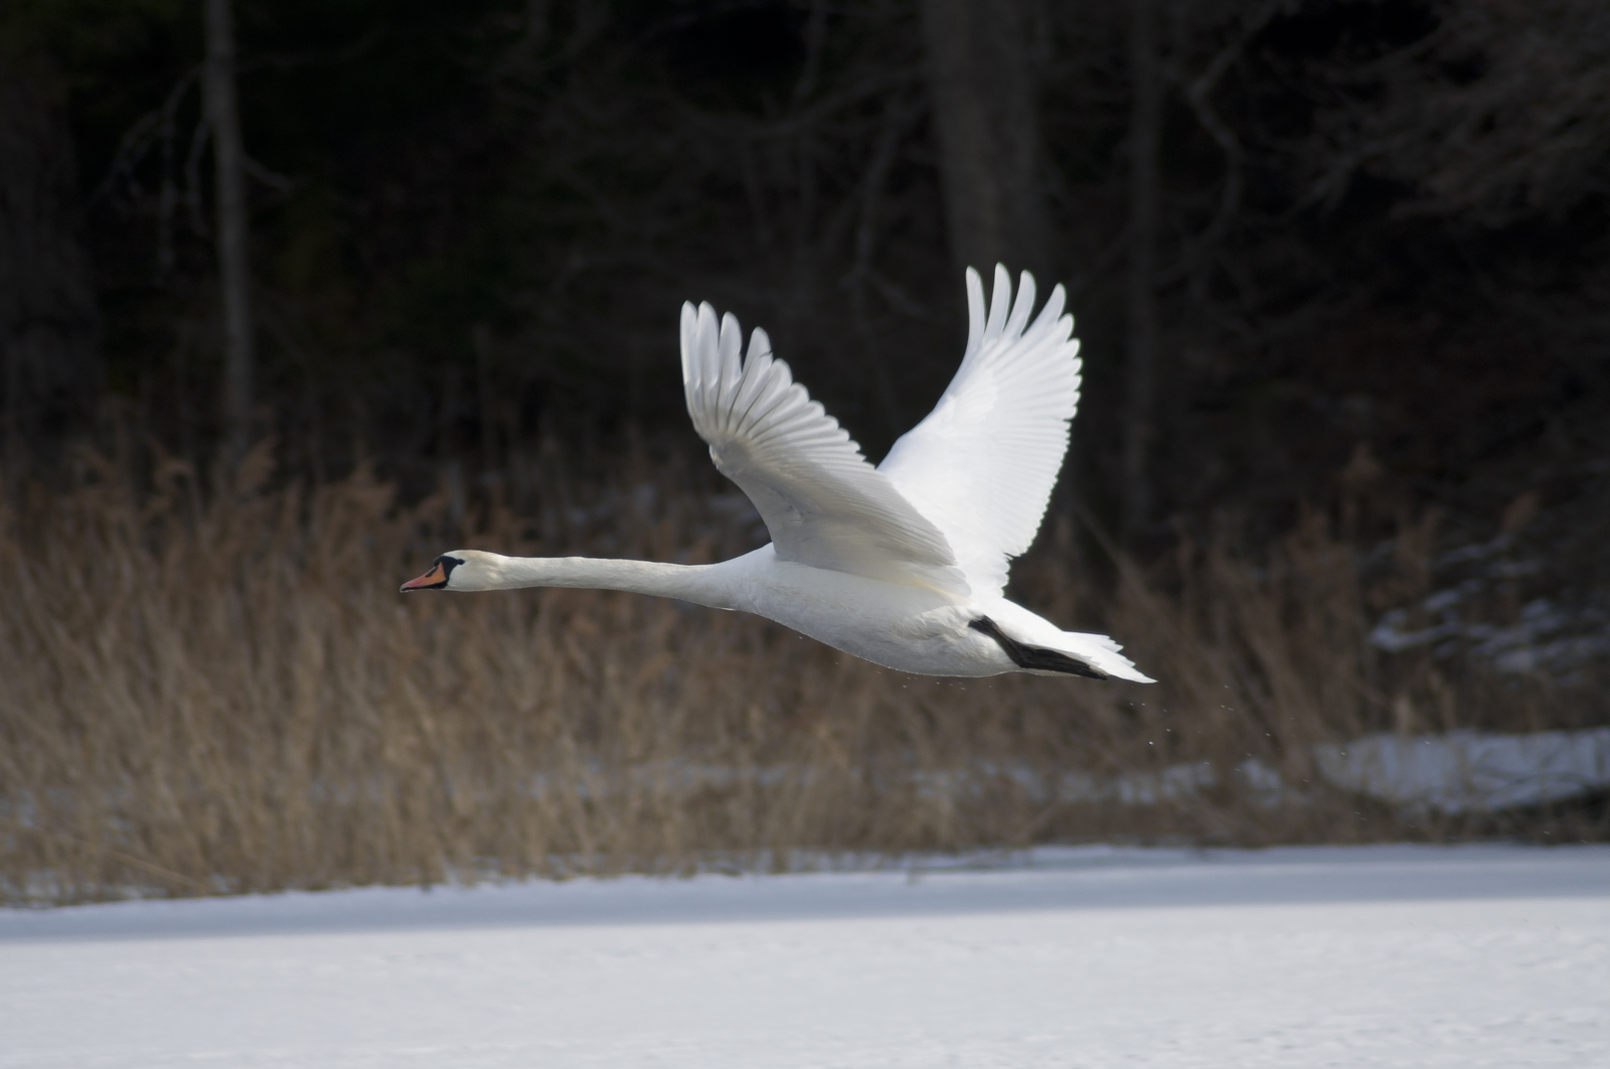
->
<box><xmin>471</xmin><ymin>552</ymin><xmax>737</xmax><ymax>610</ymax></box>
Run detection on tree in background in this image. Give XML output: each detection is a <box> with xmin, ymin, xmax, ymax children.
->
<box><xmin>204</xmin><ymin>0</ymin><xmax>254</xmax><ymax>462</ymax></box>
<box><xmin>0</xmin><ymin>42</ymin><xmax>101</xmax><ymax>462</ymax></box>
<box><xmin>920</xmin><ymin>0</ymin><xmax>1050</xmax><ymax>276</ymax></box>
<box><xmin>1122</xmin><ymin>0</ymin><xmax>1162</xmax><ymax>539</ymax></box>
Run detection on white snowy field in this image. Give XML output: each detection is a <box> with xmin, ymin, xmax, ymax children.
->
<box><xmin>3</xmin><ymin>846</ymin><xmax>1607</xmax><ymax>1068</ymax></box>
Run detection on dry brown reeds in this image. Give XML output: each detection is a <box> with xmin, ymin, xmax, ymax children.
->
<box><xmin>1</xmin><ymin>441</ymin><xmax>1602</xmax><ymax>904</ymax></box>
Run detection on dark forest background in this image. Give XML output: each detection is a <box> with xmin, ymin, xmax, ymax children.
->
<box><xmin>5</xmin><ymin>0</ymin><xmax>1603</xmax><ymax>526</ymax></box>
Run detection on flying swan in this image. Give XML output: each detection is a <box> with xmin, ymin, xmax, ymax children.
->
<box><xmin>402</xmin><ymin>266</ymin><xmax>1153</xmax><ymax>683</ymax></box>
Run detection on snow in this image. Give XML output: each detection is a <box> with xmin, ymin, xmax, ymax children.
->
<box><xmin>1368</xmin><ymin>533</ymin><xmax>1610</xmax><ymax>676</ymax></box>
<box><xmin>535</xmin><ymin>727</ymin><xmax>1610</xmax><ymax>821</ymax></box>
<box><xmin>1316</xmin><ymin>727</ymin><xmax>1610</xmax><ymax>813</ymax></box>
<box><xmin>1071</xmin><ymin>727</ymin><xmax>1610</xmax><ymax>814</ymax></box>
<box><xmin>4</xmin><ymin>845</ymin><xmax>1608</xmax><ymax>1067</ymax></box>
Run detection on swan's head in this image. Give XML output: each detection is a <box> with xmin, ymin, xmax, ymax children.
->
<box><xmin>399</xmin><ymin>550</ymin><xmax>499</xmax><ymax>593</ymax></box>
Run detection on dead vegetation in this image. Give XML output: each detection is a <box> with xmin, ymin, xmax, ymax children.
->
<box><xmin>1</xmin><ymin>441</ymin><xmax>1603</xmax><ymax>905</ymax></box>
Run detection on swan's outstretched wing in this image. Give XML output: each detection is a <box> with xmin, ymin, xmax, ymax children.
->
<box><xmin>680</xmin><ymin>302</ymin><xmax>967</xmax><ymax>595</ymax></box>
<box><xmin>878</xmin><ymin>266</ymin><xmax>1081</xmax><ymax>597</ymax></box>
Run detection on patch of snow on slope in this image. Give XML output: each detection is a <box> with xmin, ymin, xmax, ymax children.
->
<box><xmin>1316</xmin><ymin>727</ymin><xmax>1610</xmax><ymax>813</ymax></box>
<box><xmin>1369</xmin><ymin>534</ymin><xmax>1610</xmax><ymax>677</ymax></box>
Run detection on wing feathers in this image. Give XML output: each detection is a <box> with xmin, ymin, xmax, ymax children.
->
<box><xmin>681</xmin><ymin>301</ymin><xmax>966</xmax><ymax>595</ymax></box>
<box><xmin>878</xmin><ymin>266</ymin><xmax>1082</xmax><ymax>596</ymax></box>
<box><xmin>680</xmin><ymin>266</ymin><xmax>1079</xmax><ymax>600</ymax></box>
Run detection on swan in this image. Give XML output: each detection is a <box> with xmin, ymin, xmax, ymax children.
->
<box><xmin>401</xmin><ymin>266</ymin><xmax>1153</xmax><ymax>683</ymax></box>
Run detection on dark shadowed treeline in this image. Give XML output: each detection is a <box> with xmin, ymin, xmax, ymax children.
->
<box><xmin>4</xmin><ymin>1</ymin><xmax>1605</xmax><ymax>539</ymax></box>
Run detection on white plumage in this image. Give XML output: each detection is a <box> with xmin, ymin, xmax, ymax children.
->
<box><xmin>880</xmin><ymin>267</ymin><xmax>1081</xmax><ymax>597</ymax></box>
<box><xmin>402</xmin><ymin>266</ymin><xmax>1153</xmax><ymax>683</ymax></box>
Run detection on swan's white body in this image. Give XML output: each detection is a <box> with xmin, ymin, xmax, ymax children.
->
<box><xmin>403</xmin><ymin>266</ymin><xmax>1153</xmax><ymax>683</ymax></box>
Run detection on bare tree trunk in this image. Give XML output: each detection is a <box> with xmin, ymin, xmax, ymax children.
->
<box><xmin>1122</xmin><ymin>0</ymin><xmax>1161</xmax><ymax>541</ymax></box>
<box><xmin>920</xmin><ymin>0</ymin><xmax>1049</xmax><ymax>277</ymax></box>
<box><xmin>204</xmin><ymin>0</ymin><xmax>255</xmax><ymax>460</ymax></box>
<box><xmin>0</xmin><ymin>53</ymin><xmax>101</xmax><ymax>464</ymax></box>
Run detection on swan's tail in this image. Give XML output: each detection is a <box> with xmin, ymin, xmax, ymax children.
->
<box><xmin>1058</xmin><ymin>631</ymin><xmax>1155</xmax><ymax>684</ymax></box>
<box><xmin>969</xmin><ymin>615</ymin><xmax>1155</xmax><ymax>683</ymax></box>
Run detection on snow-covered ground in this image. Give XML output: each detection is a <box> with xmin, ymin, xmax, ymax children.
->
<box><xmin>3</xmin><ymin>845</ymin><xmax>1607</xmax><ymax>1068</ymax></box>
<box><xmin>1316</xmin><ymin>727</ymin><xmax>1610</xmax><ymax>813</ymax></box>
<box><xmin>1054</xmin><ymin>726</ymin><xmax>1610</xmax><ymax>813</ymax></box>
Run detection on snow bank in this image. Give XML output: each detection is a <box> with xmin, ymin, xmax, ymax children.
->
<box><xmin>1316</xmin><ymin>727</ymin><xmax>1610</xmax><ymax>813</ymax></box>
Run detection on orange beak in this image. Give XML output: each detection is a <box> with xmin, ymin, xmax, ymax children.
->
<box><xmin>399</xmin><ymin>561</ymin><xmax>449</xmax><ymax>592</ymax></box>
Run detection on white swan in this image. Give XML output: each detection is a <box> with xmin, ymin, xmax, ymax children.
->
<box><xmin>402</xmin><ymin>266</ymin><xmax>1153</xmax><ymax>683</ymax></box>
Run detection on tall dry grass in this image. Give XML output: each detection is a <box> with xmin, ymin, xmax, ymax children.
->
<box><xmin>1</xmin><ymin>442</ymin><xmax>1602</xmax><ymax>904</ymax></box>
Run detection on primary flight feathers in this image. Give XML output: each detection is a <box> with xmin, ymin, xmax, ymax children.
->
<box><xmin>681</xmin><ymin>265</ymin><xmax>1080</xmax><ymax>599</ymax></box>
